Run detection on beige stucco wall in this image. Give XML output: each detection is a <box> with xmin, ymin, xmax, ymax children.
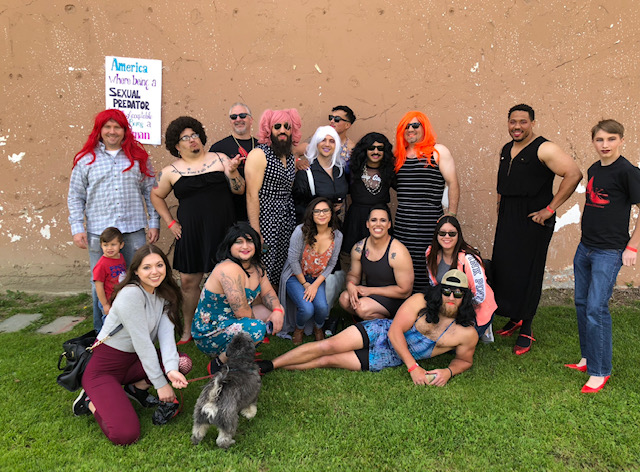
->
<box><xmin>1</xmin><ymin>0</ymin><xmax>639</xmax><ymax>293</ymax></box>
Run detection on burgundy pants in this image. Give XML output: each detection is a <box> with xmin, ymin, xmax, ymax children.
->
<box><xmin>82</xmin><ymin>344</ymin><xmax>151</xmax><ymax>445</ymax></box>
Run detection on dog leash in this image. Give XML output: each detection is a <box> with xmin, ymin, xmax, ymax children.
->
<box><xmin>187</xmin><ymin>374</ymin><xmax>215</xmax><ymax>383</ymax></box>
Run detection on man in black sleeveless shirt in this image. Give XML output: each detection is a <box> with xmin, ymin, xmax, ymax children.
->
<box><xmin>209</xmin><ymin>102</ymin><xmax>257</xmax><ymax>222</ymax></box>
<box><xmin>492</xmin><ymin>104</ymin><xmax>582</xmax><ymax>355</ymax></box>
<box><xmin>339</xmin><ymin>204</ymin><xmax>414</xmax><ymax>319</ymax></box>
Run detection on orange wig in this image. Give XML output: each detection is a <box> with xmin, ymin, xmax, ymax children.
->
<box><xmin>394</xmin><ymin>111</ymin><xmax>439</xmax><ymax>173</ymax></box>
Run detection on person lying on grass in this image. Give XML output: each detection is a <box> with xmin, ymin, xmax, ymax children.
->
<box><xmin>259</xmin><ymin>270</ymin><xmax>478</xmax><ymax>385</ymax></box>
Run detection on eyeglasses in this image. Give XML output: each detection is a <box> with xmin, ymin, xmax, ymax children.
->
<box><xmin>441</xmin><ymin>286</ymin><xmax>464</xmax><ymax>298</ymax></box>
<box><xmin>329</xmin><ymin>115</ymin><xmax>350</xmax><ymax>123</ymax></box>
<box><xmin>273</xmin><ymin>122</ymin><xmax>291</xmax><ymax>130</ymax></box>
<box><xmin>406</xmin><ymin>122</ymin><xmax>422</xmax><ymax>130</ymax></box>
<box><xmin>437</xmin><ymin>231</ymin><xmax>458</xmax><ymax>237</ymax></box>
<box><xmin>313</xmin><ymin>208</ymin><xmax>331</xmax><ymax>215</ymax></box>
<box><xmin>230</xmin><ymin>113</ymin><xmax>250</xmax><ymax>120</ymax></box>
<box><xmin>367</xmin><ymin>145</ymin><xmax>384</xmax><ymax>152</ymax></box>
<box><xmin>179</xmin><ymin>133</ymin><xmax>199</xmax><ymax>141</ymax></box>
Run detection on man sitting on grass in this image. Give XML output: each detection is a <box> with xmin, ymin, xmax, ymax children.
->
<box><xmin>259</xmin><ymin>270</ymin><xmax>478</xmax><ymax>386</ymax></box>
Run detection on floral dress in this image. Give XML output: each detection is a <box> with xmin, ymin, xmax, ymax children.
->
<box><xmin>191</xmin><ymin>286</ymin><xmax>265</xmax><ymax>356</ymax></box>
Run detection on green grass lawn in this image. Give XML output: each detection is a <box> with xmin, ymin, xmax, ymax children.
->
<box><xmin>1</xmin><ymin>291</ymin><xmax>640</xmax><ymax>471</ymax></box>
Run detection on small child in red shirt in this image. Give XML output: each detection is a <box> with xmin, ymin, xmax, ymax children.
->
<box><xmin>92</xmin><ymin>227</ymin><xmax>126</xmax><ymax>320</ymax></box>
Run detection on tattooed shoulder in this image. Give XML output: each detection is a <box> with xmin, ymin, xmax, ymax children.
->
<box><xmin>153</xmin><ymin>170</ymin><xmax>162</xmax><ymax>188</ymax></box>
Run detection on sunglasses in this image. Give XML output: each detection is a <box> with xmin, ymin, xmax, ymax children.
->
<box><xmin>229</xmin><ymin>113</ymin><xmax>250</xmax><ymax>120</ymax></box>
<box><xmin>368</xmin><ymin>145</ymin><xmax>384</xmax><ymax>152</ymax></box>
<box><xmin>441</xmin><ymin>286</ymin><xmax>464</xmax><ymax>299</ymax></box>
<box><xmin>437</xmin><ymin>231</ymin><xmax>458</xmax><ymax>237</ymax></box>
<box><xmin>406</xmin><ymin>122</ymin><xmax>422</xmax><ymax>129</ymax></box>
<box><xmin>329</xmin><ymin>115</ymin><xmax>350</xmax><ymax>123</ymax></box>
<box><xmin>313</xmin><ymin>208</ymin><xmax>331</xmax><ymax>215</ymax></box>
<box><xmin>179</xmin><ymin>133</ymin><xmax>199</xmax><ymax>141</ymax></box>
<box><xmin>273</xmin><ymin>122</ymin><xmax>291</xmax><ymax>130</ymax></box>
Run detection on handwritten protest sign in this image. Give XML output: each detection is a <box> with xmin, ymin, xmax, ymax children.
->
<box><xmin>105</xmin><ymin>56</ymin><xmax>162</xmax><ymax>145</ymax></box>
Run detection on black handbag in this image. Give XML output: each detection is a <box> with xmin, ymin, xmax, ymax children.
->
<box><xmin>56</xmin><ymin>325</ymin><xmax>123</xmax><ymax>392</ymax></box>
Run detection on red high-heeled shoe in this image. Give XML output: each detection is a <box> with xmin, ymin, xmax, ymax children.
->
<box><xmin>496</xmin><ymin>320</ymin><xmax>523</xmax><ymax>337</ymax></box>
<box><xmin>581</xmin><ymin>376</ymin><xmax>610</xmax><ymax>393</ymax></box>
<box><xmin>564</xmin><ymin>363</ymin><xmax>587</xmax><ymax>372</ymax></box>
<box><xmin>177</xmin><ymin>335</ymin><xmax>193</xmax><ymax>346</ymax></box>
<box><xmin>513</xmin><ymin>334</ymin><xmax>535</xmax><ymax>355</ymax></box>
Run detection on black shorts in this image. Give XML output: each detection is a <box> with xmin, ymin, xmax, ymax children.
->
<box><xmin>369</xmin><ymin>295</ymin><xmax>404</xmax><ymax>318</ymax></box>
<box><xmin>354</xmin><ymin>322</ymin><xmax>370</xmax><ymax>371</ymax></box>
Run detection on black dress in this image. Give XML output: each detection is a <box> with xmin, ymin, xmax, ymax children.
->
<box><xmin>172</xmin><ymin>171</ymin><xmax>235</xmax><ymax>274</ymax></box>
<box><xmin>342</xmin><ymin>166</ymin><xmax>392</xmax><ymax>255</ymax></box>
<box><xmin>492</xmin><ymin>136</ymin><xmax>555</xmax><ymax>321</ymax></box>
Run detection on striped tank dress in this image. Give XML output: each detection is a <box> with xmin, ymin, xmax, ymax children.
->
<box><xmin>395</xmin><ymin>156</ymin><xmax>445</xmax><ymax>293</ymax></box>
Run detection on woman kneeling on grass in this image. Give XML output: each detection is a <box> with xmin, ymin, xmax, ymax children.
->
<box><xmin>191</xmin><ymin>222</ymin><xmax>285</xmax><ymax>374</ymax></box>
<box><xmin>74</xmin><ymin>245</ymin><xmax>190</xmax><ymax>445</ymax></box>
<box><xmin>259</xmin><ymin>270</ymin><xmax>478</xmax><ymax>386</ymax></box>
<box><xmin>279</xmin><ymin>197</ymin><xmax>343</xmax><ymax>344</ymax></box>
<box><xmin>426</xmin><ymin>215</ymin><xmax>497</xmax><ymax>339</ymax></box>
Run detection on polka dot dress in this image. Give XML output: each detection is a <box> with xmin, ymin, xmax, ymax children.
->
<box><xmin>257</xmin><ymin>143</ymin><xmax>296</xmax><ymax>285</ymax></box>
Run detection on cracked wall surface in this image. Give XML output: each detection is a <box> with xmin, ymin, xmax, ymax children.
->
<box><xmin>1</xmin><ymin>0</ymin><xmax>639</xmax><ymax>292</ymax></box>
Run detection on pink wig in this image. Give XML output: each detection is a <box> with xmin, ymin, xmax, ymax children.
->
<box><xmin>257</xmin><ymin>108</ymin><xmax>302</xmax><ymax>146</ymax></box>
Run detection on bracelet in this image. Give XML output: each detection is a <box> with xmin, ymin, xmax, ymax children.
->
<box><xmin>168</xmin><ymin>220</ymin><xmax>176</xmax><ymax>228</ymax></box>
<box><xmin>626</xmin><ymin>246</ymin><xmax>638</xmax><ymax>253</ymax></box>
<box><xmin>272</xmin><ymin>307</ymin><xmax>284</xmax><ymax>314</ymax></box>
<box><xmin>447</xmin><ymin>367</ymin><xmax>454</xmax><ymax>379</ymax></box>
<box><xmin>407</xmin><ymin>363</ymin><xmax>419</xmax><ymax>373</ymax></box>
<box><xmin>546</xmin><ymin>205</ymin><xmax>555</xmax><ymax>214</ymax></box>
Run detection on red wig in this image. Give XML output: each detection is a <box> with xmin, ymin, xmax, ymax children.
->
<box><xmin>72</xmin><ymin>109</ymin><xmax>153</xmax><ymax>177</ymax></box>
<box><xmin>257</xmin><ymin>108</ymin><xmax>302</xmax><ymax>146</ymax></box>
<box><xmin>394</xmin><ymin>111</ymin><xmax>440</xmax><ymax>173</ymax></box>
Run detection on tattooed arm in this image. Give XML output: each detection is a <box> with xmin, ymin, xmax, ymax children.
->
<box><xmin>217</xmin><ymin>152</ymin><xmax>246</xmax><ymax>195</ymax></box>
<box><xmin>345</xmin><ymin>239</ymin><xmax>364</xmax><ymax>309</ymax></box>
<box><xmin>218</xmin><ymin>265</ymin><xmax>253</xmax><ymax>318</ymax></box>
<box><xmin>259</xmin><ymin>269</ymin><xmax>284</xmax><ymax>333</ymax></box>
<box><xmin>150</xmin><ymin>165</ymin><xmax>182</xmax><ymax>239</ymax></box>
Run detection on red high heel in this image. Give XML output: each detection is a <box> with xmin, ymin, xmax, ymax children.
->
<box><xmin>496</xmin><ymin>320</ymin><xmax>523</xmax><ymax>337</ymax></box>
<box><xmin>513</xmin><ymin>334</ymin><xmax>535</xmax><ymax>355</ymax></box>
<box><xmin>581</xmin><ymin>376</ymin><xmax>610</xmax><ymax>393</ymax></box>
<box><xmin>564</xmin><ymin>363</ymin><xmax>587</xmax><ymax>372</ymax></box>
<box><xmin>177</xmin><ymin>335</ymin><xmax>193</xmax><ymax>346</ymax></box>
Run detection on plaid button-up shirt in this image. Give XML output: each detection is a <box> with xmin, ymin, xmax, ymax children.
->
<box><xmin>67</xmin><ymin>143</ymin><xmax>159</xmax><ymax>235</ymax></box>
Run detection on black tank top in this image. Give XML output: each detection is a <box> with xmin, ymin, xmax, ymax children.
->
<box><xmin>361</xmin><ymin>237</ymin><xmax>396</xmax><ymax>287</ymax></box>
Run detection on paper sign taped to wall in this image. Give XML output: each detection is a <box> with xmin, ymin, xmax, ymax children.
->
<box><xmin>105</xmin><ymin>56</ymin><xmax>162</xmax><ymax>145</ymax></box>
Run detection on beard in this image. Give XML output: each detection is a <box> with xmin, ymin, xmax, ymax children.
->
<box><xmin>271</xmin><ymin>132</ymin><xmax>293</xmax><ymax>157</ymax></box>
<box><xmin>440</xmin><ymin>302</ymin><xmax>459</xmax><ymax>319</ymax></box>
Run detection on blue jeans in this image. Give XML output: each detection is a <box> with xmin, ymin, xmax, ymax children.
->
<box><xmin>89</xmin><ymin>229</ymin><xmax>147</xmax><ymax>332</ymax></box>
<box><xmin>286</xmin><ymin>275</ymin><xmax>329</xmax><ymax>329</ymax></box>
<box><xmin>573</xmin><ymin>242</ymin><xmax>622</xmax><ymax>377</ymax></box>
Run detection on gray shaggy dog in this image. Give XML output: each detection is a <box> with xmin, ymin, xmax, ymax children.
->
<box><xmin>191</xmin><ymin>332</ymin><xmax>261</xmax><ymax>449</ymax></box>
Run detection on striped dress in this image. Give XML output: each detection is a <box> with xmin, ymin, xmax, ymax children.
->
<box><xmin>395</xmin><ymin>156</ymin><xmax>445</xmax><ymax>293</ymax></box>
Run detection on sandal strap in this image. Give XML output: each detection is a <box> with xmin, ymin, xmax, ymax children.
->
<box><xmin>518</xmin><ymin>334</ymin><xmax>536</xmax><ymax>342</ymax></box>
